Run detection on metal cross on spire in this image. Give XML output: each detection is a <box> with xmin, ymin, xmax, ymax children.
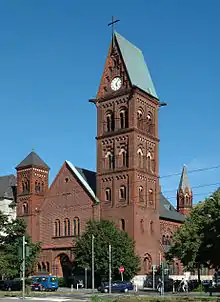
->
<box><xmin>108</xmin><ymin>16</ymin><xmax>120</xmax><ymax>48</ymax></box>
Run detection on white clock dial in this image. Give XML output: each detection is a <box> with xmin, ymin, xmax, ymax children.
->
<box><xmin>111</xmin><ymin>77</ymin><xmax>122</xmax><ymax>91</ymax></box>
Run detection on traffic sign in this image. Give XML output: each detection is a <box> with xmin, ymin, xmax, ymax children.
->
<box><xmin>119</xmin><ymin>267</ymin><xmax>125</xmax><ymax>273</ymax></box>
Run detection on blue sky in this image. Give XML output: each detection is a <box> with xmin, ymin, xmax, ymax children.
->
<box><xmin>0</xmin><ymin>0</ymin><xmax>219</xmax><ymax>205</ymax></box>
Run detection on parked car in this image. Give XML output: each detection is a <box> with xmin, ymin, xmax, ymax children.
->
<box><xmin>99</xmin><ymin>281</ymin><xmax>133</xmax><ymax>293</ymax></box>
<box><xmin>31</xmin><ymin>275</ymin><xmax>58</xmax><ymax>291</ymax></box>
<box><xmin>0</xmin><ymin>279</ymin><xmax>22</xmax><ymax>291</ymax></box>
<box><xmin>30</xmin><ymin>282</ymin><xmax>41</xmax><ymax>291</ymax></box>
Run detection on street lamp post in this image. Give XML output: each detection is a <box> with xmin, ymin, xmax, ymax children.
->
<box><xmin>91</xmin><ymin>235</ymin><xmax>95</xmax><ymax>292</ymax></box>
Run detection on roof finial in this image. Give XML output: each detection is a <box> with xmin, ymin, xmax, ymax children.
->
<box><xmin>108</xmin><ymin>16</ymin><xmax>120</xmax><ymax>49</ymax></box>
<box><xmin>32</xmin><ymin>145</ymin><xmax>35</xmax><ymax>152</ymax></box>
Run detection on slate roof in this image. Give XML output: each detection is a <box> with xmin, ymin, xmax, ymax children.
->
<box><xmin>0</xmin><ymin>175</ymin><xmax>16</xmax><ymax>200</ymax></box>
<box><xmin>16</xmin><ymin>152</ymin><xmax>49</xmax><ymax>170</ymax></box>
<box><xmin>178</xmin><ymin>165</ymin><xmax>191</xmax><ymax>192</ymax></box>
<box><xmin>114</xmin><ymin>32</ymin><xmax>158</xmax><ymax>99</ymax></box>
<box><xmin>160</xmin><ymin>193</ymin><xmax>185</xmax><ymax>222</ymax></box>
<box><xmin>65</xmin><ymin>161</ymin><xmax>99</xmax><ymax>203</ymax></box>
<box><xmin>69</xmin><ymin>165</ymin><xmax>184</xmax><ymax>223</ymax></box>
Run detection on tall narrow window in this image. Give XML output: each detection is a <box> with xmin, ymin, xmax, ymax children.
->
<box><xmin>73</xmin><ymin>217</ymin><xmax>80</xmax><ymax>236</ymax></box>
<box><xmin>119</xmin><ymin>109</ymin><xmax>128</xmax><ymax>129</ymax></box>
<box><xmin>106</xmin><ymin>152</ymin><xmax>114</xmax><ymax>169</ymax></box>
<box><xmin>105</xmin><ymin>188</ymin><xmax>111</xmax><ymax>201</ymax></box>
<box><xmin>137</xmin><ymin>109</ymin><xmax>143</xmax><ymax>129</ymax></box>
<box><xmin>23</xmin><ymin>202</ymin><xmax>28</xmax><ymax>215</ymax></box>
<box><xmin>64</xmin><ymin>218</ymin><xmax>70</xmax><ymax>236</ymax></box>
<box><xmin>149</xmin><ymin>189</ymin><xmax>154</xmax><ymax>205</ymax></box>
<box><xmin>119</xmin><ymin>185</ymin><xmax>126</xmax><ymax>200</ymax></box>
<box><xmin>120</xmin><ymin>219</ymin><xmax>125</xmax><ymax>231</ymax></box>
<box><xmin>55</xmin><ymin>219</ymin><xmax>60</xmax><ymax>237</ymax></box>
<box><xmin>119</xmin><ymin>148</ymin><xmax>127</xmax><ymax>167</ymax></box>
<box><xmin>147</xmin><ymin>112</ymin><xmax>154</xmax><ymax>134</ymax></box>
<box><xmin>46</xmin><ymin>262</ymin><xmax>50</xmax><ymax>272</ymax></box>
<box><xmin>137</xmin><ymin>148</ymin><xmax>143</xmax><ymax>168</ymax></box>
<box><xmin>147</xmin><ymin>152</ymin><xmax>152</xmax><ymax>171</ymax></box>
<box><xmin>139</xmin><ymin>186</ymin><xmax>143</xmax><ymax>202</ymax></box>
<box><xmin>106</xmin><ymin>112</ymin><xmax>114</xmax><ymax>132</ymax></box>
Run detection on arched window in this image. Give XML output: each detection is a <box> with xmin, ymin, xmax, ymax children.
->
<box><xmin>41</xmin><ymin>182</ymin><xmax>44</xmax><ymax>192</ymax></box>
<box><xmin>106</xmin><ymin>151</ymin><xmax>114</xmax><ymax>169</ymax></box>
<box><xmin>162</xmin><ymin>235</ymin><xmax>166</xmax><ymax>245</ymax></box>
<box><xmin>42</xmin><ymin>262</ymin><xmax>46</xmax><ymax>272</ymax></box>
<box><xmin>22</xmin><ymin>178</ymin><xmax>30</xmax><ymax>193</ymax></box>
<box><xmin>149</xmin><ymin>188</ymin><xmax>154</xmax><ymax>205</ymax></box>
<box><xmin>105</xmin><ymin>188</ymin><xmax>111</xmax><ymax>201</ymax></box>
<box><xmin>55</xmin><ymin>219</ymin><xmax>60</xmax><ymax>237</ymax></box>
<box><xmin>106</xmin><ymin>112</ymin><xmax>114</xmax><ymax>132</ymax></box>
<box><xmin>37</xmin><ymin>263</ymin><xmax>42</xmax><ymax>272</ymax></box>
<box><xmin>23</xmin><ymin>202</ymin><xmax>28</xmax><ymax>215</ymax></box>
<box><xmin>137</xmin><ymin>148</ymin><xmax>143</xmax><ymax>168</ymax></box>
<box><xmin>146</xmin><ymin>111</ymin><xmax>154</xmax><ymax>134</ymax></box>
<box><xmin>119</xmin><ymin>185</ymin><xmax>126</xmax><ymax>200</ymax></box>
<box><xmin>120</xmin><ymin>219</ymin><xmax>125</xmax><ymax>231</ymax></box>
<box><xmin>46</xmin><ymin>262</ymin><xmax>50</xmax><ymax>272</ymax></box>
<box><xmin>139</xmin><ymin>186</ymin><xmax>143</xmax><ymax>202</ymax></box>
<box><xmin>119</xmin><ymin>148</ymin><xmax>127</xmax><ymax>167</ymax></box>
<box><xmin>119</xmin><ymin>109</ymin><xmax>128</xmax><ymax>129</ymax></box>
<box><xmin>147</xmin><ymin>152</ymin><xmax>153</xmax><ymax>172</ymax></box>
<box><xmin>73</xmin><ymin>217</ymin><xmax>80</xmax><ymax>236</ymax></box>
<box><xmin>64</xmin><ymin>218</ymin><xmax>70</xmax><ymax>236</ymax></box>
<box><xmin>137</xmin><ymin>109</ymin><xmax>143</xmax><ymax>129</ymax></box>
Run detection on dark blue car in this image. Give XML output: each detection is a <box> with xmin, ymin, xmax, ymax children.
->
<box><xmin>99</xmin><ymin>281</ymin><xmax>133</xmax><ymax>293</ymax></box>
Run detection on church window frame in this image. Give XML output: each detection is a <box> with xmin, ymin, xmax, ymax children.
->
<box><xmin>105</xmin><ymin>188</ymin><xmax>111</xmax><ymax>202</ymax></box>
<box><xmin>149</xmin><ymin>188</ymin><xmax>154</xmax><ymax>205</ymax></box>
<box><xmin>119</xmin><ymin>107</ymin><xmax>128</xmax><ymax>129</ymax></box>
<box><xmin>73</xmin><ymin>217</ymin><xmax>80</xmax><ymax>236</ymax></box>
<box><xmin>119</xmin><ymin>148</ymin><xmax>128</xmax><ymax>167</ymax></box>
<box><xmin>147</xmin><ymin>152</ymin><xmax>153</xmax><ymax>172</ymax></box>
<box><xmin>54</xmin><ymin>219</ymin><xmax>61</xmax><ymax>237</ymax></box>
<box><xmin>64</xmin><ymin>218</ymin><xmax>70</xmax><ymax>237</ymax></box>
<box><xmin>105</xmin><ymin>151</ymin><xmax>114</xmax><ymax>170</ymax></box>
<box><xmin>106</xmin><ymin>111</ymin><xmax>114</xmax><ymax>132</ymax></box>
<box><xmin>146</xmin><ymin>111</ymin><xmax>154</xmax><ymax>134</ymax></box>
<box><xmin>23</xmin><ymin>202</ymin><xmax>28</xmax><ymax>215</ymax></box>
<box><xmin>119</xmin><ymin>185</ymin><xmax>126</xmax><ymax>201</ymax></box>
<box><xmin>139</xmin><ymin>186</ymin><xmax>144</xmax><ymax>202</ymax></box>
<box><xmin>137</xmin><ymin>108</ymin><xmax>144</xmax><ymax>129</ymax></box>
<box><xmin>137</xmin><ymin>148</ymin><xmax>143</xmax><ymax>168</ymax></box>
<box><xmin>120</xmin><ymin>219</ymin><xmax>125</xmax><ymax>231</ymax></box>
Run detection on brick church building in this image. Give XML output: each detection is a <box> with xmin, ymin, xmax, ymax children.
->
<box><xmin>13</xmin><ymin>32</ymin><xmax>193</xmax><ymax>280</ymax></box>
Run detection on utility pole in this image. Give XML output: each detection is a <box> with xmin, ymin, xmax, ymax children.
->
<box><xmin>22</xmin><ymin>235</ymin><xmax>26</xmax><ymax>299</ymax></box>
<box><xmin>161</xmin><ymin>262</ymin><xmax>165</xmax><ymax>296</ymax></box>
<box><xmin>91</xmin><ymin>235</ymin><xmax>95</xmax><ymax>292</ymax></box>
<box><xmin>85</xmin><ymin>268</ymin><xmax>88</xmax><ymax>289</ymax></box>
<box><xmin>109</xmin><ymin>245</ymin><xmax>112</xmax><ymax>294</ymax></box>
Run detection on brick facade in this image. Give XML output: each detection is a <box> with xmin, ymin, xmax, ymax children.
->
<box><xmin>14</xmin><ymin>32</ymin><xmax>191</xmax><ymax>279</ymax></box>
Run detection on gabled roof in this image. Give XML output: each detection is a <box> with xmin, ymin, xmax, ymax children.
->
<box><xmin>178</xmin><ymin>165</ymin><xmax>191</xmax><ymax>192</ymax></box>
<box><xmin>16</xmin><ymin>151</ymin><xmax>49</xmax><ymax>170</ymax></box>
<box><xmin>114</xmin><ymin>32</ymin><xmax>158</xmax><ymax>99</ymax></box>
<box><xmin>64</xmin><ymin>163</ymin><xmax>184</xmax><ymax>223</ymax></box>
<box><xmin>65</xmin><ymin>161</ymin><xmax>99</xmax><ymax>204</ymax></box>
<box><xmin>0</xmin><ymin>175</ymin><xmax>16</xmax><ymax>200</ymax></box>
<box><xmin>160</xmin><ymin>193</ymin><xmax>185</xmax><ymax>222</ymax></box>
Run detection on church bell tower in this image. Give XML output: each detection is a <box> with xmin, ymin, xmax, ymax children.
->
<box><xmin>91</xmin><ymin>30</ymin><xmax>163</xmax><ymax>274</ymax></box>
<box><xmin>16</xmin><ymin>151</ymin><xmax>49</xmax><ymax>242</ymax></box>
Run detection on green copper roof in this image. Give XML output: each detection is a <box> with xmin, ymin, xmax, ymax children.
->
<box><xmin>114</xmin><ymin>32</ymin><xmax>158</xmax><ymax>99</ymax></box>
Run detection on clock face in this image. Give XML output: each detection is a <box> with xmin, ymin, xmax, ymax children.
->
<box><xmin>111</xmin><ymin>77</ymin><xmax>122</xmax><ymax>91</ymax></box>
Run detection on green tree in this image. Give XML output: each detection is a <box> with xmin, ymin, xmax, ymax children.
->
<box><xmin>166</xmin><ymin>189</ymin><xmax>220</xmax><ymax>279</ymax></box>
<box><xmin>0</xmin><ymin>211</ymin><xmax>41</xmax><ymax>278</ymax></box>
<box><xmin>74</xmin><ymin>220</ymin><xmax>140</xmax><ymax>280</ymax></box>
